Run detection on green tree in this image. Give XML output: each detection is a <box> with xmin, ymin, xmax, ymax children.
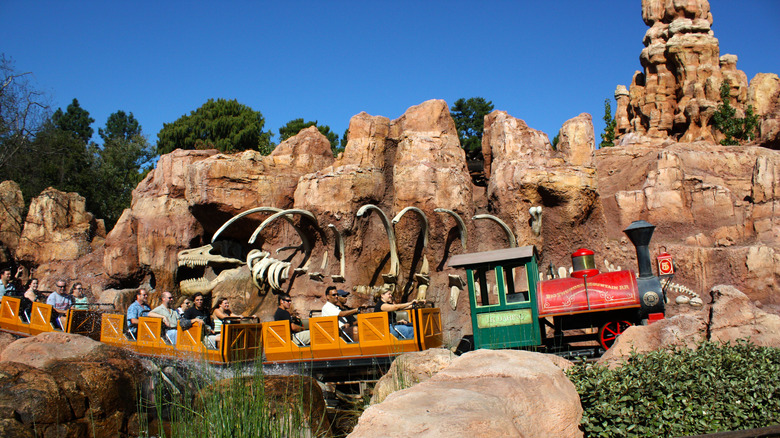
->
<box><xmin>52</xmin><ymin>98</ymin><xmax>94</xmax><ymax>144</ymax></box>
<box><xmin>600</xmin><ymin>98</ymin><xmax>616</xmax><ymax>147</ymax></box>
<box><xmin>450</xmin><ymin>97</ymin><xmax>494</xmax><ymax>161</ymax></box>
<box><xmin>156</xmin><ymin>98</ymin><xmax>272</xmax><ymax>155</ymax></box>
<box><xmin>99</xmin><ymin>110</ymin><xmax>140</xmax><ymax>142</ymax></box>
<box><xmin>0</xmin><ymin>54</ymin><xmax>49</xmax><ymax>172</ymax></box>
<box><xmin>277</xmin><ymin>118</ymin><xmax>340</xmax><ymax>154</ymax></box>
<box><xmin>12</xmin><ymin>121</ymin><xmax>93</xmax><ymax>200</ymax></box>
<box><xmin>712</xmin><ymin>80</ymin><xmax>759</xmax><ymax>146</ymax></box>
<box><xmin>340</xmin><ymin>127</ymin><xmax>349</xmax><ymax>150</ymax></box>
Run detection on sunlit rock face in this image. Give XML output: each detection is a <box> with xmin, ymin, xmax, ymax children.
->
<box><xmin>16</xmin><ymin>188</ymin><xmax>101</xmax><ymax>263</ymax></box>
<box><xmin>616</xmin><ymin>0</ymin><xmax>756</xmax><ymax>144</ymax></box>
<box><xmin>597</xmin><ymin>141</ymin><xmax>780</xmax><ymax>303</ymax></box>
<box><xmin>483</xmin><ymin>110</ymin><xmax>606</xmax><ymax>259</ymax></box>
<box><xmin>350</xmin><ymin>349</ymin><xmax>582</xmax><ymax>438</ymax></box>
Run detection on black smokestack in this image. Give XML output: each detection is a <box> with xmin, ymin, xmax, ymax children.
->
<box><xmin>623</xmin><ymin>220</ymin><xmax>655</xmax><ymax>278</ymax></box>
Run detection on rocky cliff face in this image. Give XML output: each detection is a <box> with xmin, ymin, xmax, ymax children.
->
<box><xmin>0</xmin><ymin>0</ymin><xmax>777</xmax><ymax>341</ymax></box>
<box><xmin>615</xmin><ymin>0</ymin><xmax>780</xmax><ymax>148</ymax></box>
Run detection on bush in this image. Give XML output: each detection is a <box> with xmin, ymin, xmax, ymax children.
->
<box><xmin>711</xmin><ymin>81</ymin><xmax>759</xmax><ymax>145</ymax></box>
<box><xmin>566</xmin><ymin>341</ymin><xmax>780</xmax><ymax>437</ymax></box>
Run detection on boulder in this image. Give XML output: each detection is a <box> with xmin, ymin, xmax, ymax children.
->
<box><xmin>0</xmin><ymin>332</ymin><xmax>148</xmax><ymax>437</ymax></box>
<box><xmin>350</xmin><ymin>349</ymin><xmax>581</xmax><ymax>438</ymax></box>
<box><xmin>0</xmin><ymin>331</ymin><xmax>128</xmax><ymax>368</ymax></box>
<box><xmin>371</xmin><ymin>348</ymin><xmax>456</xmax><ymax>405</ymax></box>
<box><xmin>599</xmin><ymin>284</ymin><xmax>780</xmax><ymax>367</ymax></box>
<box><xmin>708</xmin><ymin>284</ymin><xmax>780</xmax><ymax>346</ymax></box>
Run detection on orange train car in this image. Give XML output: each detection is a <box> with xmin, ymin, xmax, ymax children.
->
<box><xmin>0</xmin><ymin>296</ymin><xmax>443</xmax><ymax>373</ymax></box>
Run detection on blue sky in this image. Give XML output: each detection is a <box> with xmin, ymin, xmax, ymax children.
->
<box><xmin>2</xmin><ymin>1</ymin><xmax>778</xmax><ymax>150</ymax></box>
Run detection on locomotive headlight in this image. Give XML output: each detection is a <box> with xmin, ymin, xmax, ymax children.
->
<box><xmin>643</xmin><ymin>291</ymin><xmax>660</xmax><ymax>307</ymax></box>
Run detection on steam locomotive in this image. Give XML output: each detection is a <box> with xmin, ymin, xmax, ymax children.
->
<box><xmin>449</xmin><ymin>220</ymin><xmax>666</xmax><ymax>354</ymax></box>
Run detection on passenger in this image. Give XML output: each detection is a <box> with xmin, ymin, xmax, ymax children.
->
<box><xmin>20</xmin><ymin>278</ymin><xmax>40</xmax><ymax>318</ymax></box>
<box><xmin>0</xmin><ymin>267</ymin><xmax>19</xmax><ymax>297</ymax></box>
<box><xmin>177</xmin><ymin>297</ymin><xmax>192</xmax><ymax>317</ymax></box>
<box><xmin>183</xmin><ymin>293</ymin><xmax>217</xmax><ymax>345</ymax></box>
<box><xmin>126</xmin><ymin>288</ymin><xmax>151</xmax><ymax>338</ymax></box>
<box><xmin>375</xmin><ymin>290</ymin><xmax>417</xmax><ymax>339</ymax></box>
<box><xmin>47</xmin><ymin>280</ymin><xmax>72</xmax><ymax>329</ymax></box>
<box><xmin>71</xmin><ymin>283</ymin><xmax>89</xmax><ymax>310</ymax></box>
<box><xmin>321</xmin><ymin>286</ymin><xmax>359</xmax><ymax>341</ymax></box>
<box><xmin>211</xmin><ymin>297</ymin><xmax>232</xmax><ymax>333</ymax></box>
<box><xmin>148</xmin><ymin>291</ymin><xmax>179</xmax><ymax>344</ymax></box>
<box><xmin>274</xmin><ymin>293</ymin><xmax>310</xmax><ymax>346</ymax></box>
<box><xmin>337</xmin><ymin>289</ymin><xmax>360</xmax><ymax>341</ymax></box>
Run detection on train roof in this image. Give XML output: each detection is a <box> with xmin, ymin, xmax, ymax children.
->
<box><xmin>448</xmin><ymin>245</ymin><xmax>537</xmax><ymax>268</ymax></box>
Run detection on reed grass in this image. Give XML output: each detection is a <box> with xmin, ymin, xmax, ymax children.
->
<box><xmin>136</xmin><ymin>359</ymin><xmax>327</xmax><ymax>438</ymax></box>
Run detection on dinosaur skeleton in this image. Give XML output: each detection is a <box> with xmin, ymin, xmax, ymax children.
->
<box><xmin>177</xmin><ymin>242</ymin><xmax>245</xmax><ymax>294</ymax></box>
<box><xmin>472</xmin><ymin>214</ymin><xmax>517</xmax><ymax>248</ymax></box>
<box><xmin>209</xmin><ymin>207</ymin><xmax>321</xmax><ymax>293</ymax></box>
<box><xmin>357</xmin><ymin>204</ymin><xmax>399</xmax><ymax>284</ymax></box>
<box><xmin>667</xmin><ymin>282</ymin><xmax>702</xmax><ymax>306</ymax></box>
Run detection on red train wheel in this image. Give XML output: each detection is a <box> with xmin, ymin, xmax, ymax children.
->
<box><xmin>598</xmin><ymin>320</ymin><xmax>632</xmax><ymax>349</ymax></box>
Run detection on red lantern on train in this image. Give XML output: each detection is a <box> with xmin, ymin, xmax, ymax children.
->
<box><xmin>571</xmin><ymin>248</ymin><xmax>600</xmax><ymax>279</ymax></box>
<box><xmin>656</xmin><ymin>246</ymin><xmax>674</xmax><ymax>276</ymax></box>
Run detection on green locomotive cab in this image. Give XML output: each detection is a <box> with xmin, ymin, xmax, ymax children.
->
<box><xmin>449</xmin><ymin>246</ymin><xmax>541</xmax><ymax>350</ymax></box>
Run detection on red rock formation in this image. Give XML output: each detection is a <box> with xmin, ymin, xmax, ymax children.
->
<box><xmin>0</xmin><ymin>180</ymin><xmax>24</xmax><ymax>263</ymax></box>
<box><xmin>16</xmin><ymin>188</ymin><xmax>102</xmax><ymax>263</ymax></box>
<box><xmin>597</xmin><ymin>141</ymin><xmax>779</xmax><ymax>302</ymax></box>
<box><xmin>616</xmin><ymin>0</ymin><xmax>751</xmax><ymax>143</ymax></box>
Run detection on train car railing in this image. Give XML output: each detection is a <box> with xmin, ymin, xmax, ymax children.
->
<box><xmin>308</xmin><ymin>316</ymin><xmax>363</xmax><ymax>359</ymax></box>
<box><xmin>357</xmin><ymin>312</ymin><xmax>418</xmax><ymax>356</ymax></box>
<box><xmin>263</xmin><ymin>320</ymin><xmax>314</xmax><ymax>362</ymax></box>
<box><xmin>175</xmin><ymin>320</ymin><xmax>222</xmax><ymax>362</ymax></box>
<box><xmin>136</xmin><ymin>317</ymin><xmax>172</xmax><ymax>356</ymax></box>
<box><xmin>309</xmin><ymin>316</ymin><xmax>343</xmax><ymax>359</ymax></box>
<box><xmin>0</xmin><ymin>297</ymin><xmax>27</xmax><ymax>336</ymax></box>
<box><xmin>415</xmin><ymin>307</ymin><xmax>443</xmax><ymax>350</ymax></box>
<box><xmin>100</xmin><ymin>313</ymin><xmax>131</xmax><ymax>347</ymax></box>
<box><xmin>66</xmin><ymin>309</ymin><xmax>102</xmax><ymax>340</ymax></box>
<box><xmin>221</xmin><ymin>321</ymin><xmax>263</xmax><ymax>363</ymax></box>
<box><xmin>29</xmin><ymin>302</ymin><xmax>57</xmax><ymax>335</ymax></box>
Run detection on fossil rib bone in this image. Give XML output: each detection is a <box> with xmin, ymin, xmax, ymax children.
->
<box><xmin>328</xmin><ymin>224</ymin><xmax>346</xmax><ymax>283</ymax></box>
<box><xmin>357</xmin><ymin>204</ymin><xmax>399</xmax><ymax>284</ymax></box>
<box><xmin>434</xmin><ymin>208</ymin><xmax>467</xmax><ymax>250</ymax></box>
<box><xmin>472</xmin><ymin>214</ymin><xmax>517</xmax><ymax>248</ymax></box>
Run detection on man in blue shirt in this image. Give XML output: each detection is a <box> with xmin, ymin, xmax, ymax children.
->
<box><xmin>126</xmin><ymin>289</ymin><xmax>151</xmax><ymax>338</ymax></box>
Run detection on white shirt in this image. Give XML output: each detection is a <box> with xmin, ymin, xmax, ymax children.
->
<box><xmin>321</xmin><ymin>301</ymin><xmax>344</xmax><ymax>327</ymax></box>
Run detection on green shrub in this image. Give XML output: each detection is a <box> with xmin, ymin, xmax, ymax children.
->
<box><xmin>566</xmin><ymin>341</ymin><xmax>780</xmax><ymax>437</ymax></box>
<box><xmin>712</xmin><ymin>81</ymin><xmax>760</xmax><ymax>145</ymax></box>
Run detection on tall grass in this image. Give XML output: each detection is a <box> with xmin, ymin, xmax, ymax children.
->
<box><xmin>136</xmin><ymin>359</ymin><xmax>329</xmax><ymax>438</ymax></box>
